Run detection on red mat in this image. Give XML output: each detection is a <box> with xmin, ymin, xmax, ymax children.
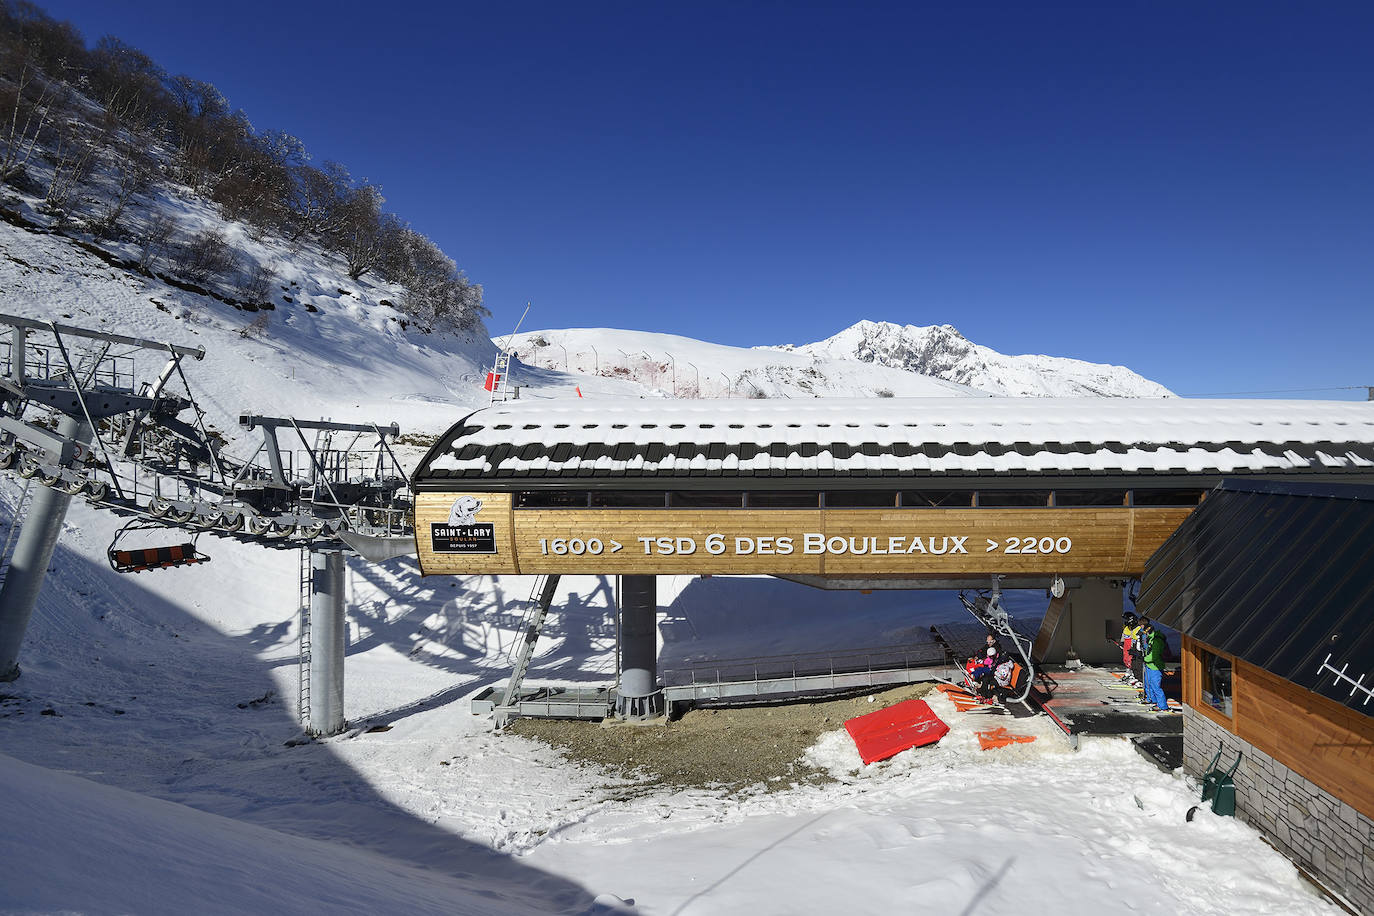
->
<box><xmin>844</xmin><ymin>699</ymin><xmax>950</xmax><ymax>765</ymax></box>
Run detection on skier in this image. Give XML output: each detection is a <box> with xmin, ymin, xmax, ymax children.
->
<box><xmin>1129</xmin><ymin>616</ymin><xmax>1147</xmax><ymax>689</ymax></box>
<box><xmin>1120</xmin><ymin>612</ymin><xmax>1142</xmax><ymax>685</ymax></box>
<box><xmin>1140</xmin><ymin>620</ymin><xmax>1172</xmax><ymax>712</ymax></box>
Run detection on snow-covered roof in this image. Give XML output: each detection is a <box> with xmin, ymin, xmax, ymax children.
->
<box><xmin>413</xmin><ymin>397</ymin><xmax>1374</xmax><ymax>486</ymax></box>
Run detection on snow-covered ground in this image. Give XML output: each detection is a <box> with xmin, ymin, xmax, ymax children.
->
<box><xmin>0</xmin><ymin>203</ymin><xmax>1339</xmax><ymax>913</ymax></box>
<box><xmin>0</xmin><ymin>497</ymin><xmax>1337</xmax><ymax>914</ymax></box>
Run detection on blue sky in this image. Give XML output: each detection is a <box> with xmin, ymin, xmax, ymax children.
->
<box><xmin>35</xmin><ymin>1</ymin><xmax>1374</xmax><ymax>398</ymax></box>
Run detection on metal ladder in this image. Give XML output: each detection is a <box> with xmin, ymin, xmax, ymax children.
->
<box><xmin>494</xmin><ymin>574</ymin><xmax>560</xmax><ymax>726</ymax></box>
<box><xmin>0</xmin><ymin>480</ymin><xmax>35</xmax><ymax>589</ymax></box>
<box><xmin>488</xmin><ymin>349</ymin><xmax>513</xmax><ymax>403</ymax></box>
<box><xmin>297</xmin><ymin>547</ymin><xmax>312</xmax><ymax>728</ymax></box>
<box><xmin>488</xmin><ymin>302</ymin><xmax>529</xmax><ymax>405</ymax></box>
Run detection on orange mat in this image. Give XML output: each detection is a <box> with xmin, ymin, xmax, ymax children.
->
<box><xmin>974</xmin><ymin>726</ymin><xmax>1036</xmax><ymax>750</ymax></box>
<box><xmin>936</xmin><ymin>683</ymin><xmax>997</xmax><ymax>712</ymax></box>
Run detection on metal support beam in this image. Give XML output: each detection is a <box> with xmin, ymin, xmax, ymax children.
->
<box><xmin>0</xmin><ymin>416</ymin><xmax>92</xmax><ymax>680</ymax></box>
<box><xmin>1033</xmin><ymin>577</ymin><xmax>1124</xmax><ymax>665</ymax></box>
<box><xmin>0</xmin><ymin>313</ymin><xmax>204</xmax><ymax>360</ymax></box>
<box><xmin>778</xmin><ymin>574</ymin><xmax>1086</xmax><ymax>591</ymax></box>
<box><xmin>261</xmin><ymin>426</ymin><xmax>288</xmax><ymax>487</ymax></box>
<box><xmin>9</xmin><ymin>326</ymin><xmax>25</xmax><ymax>383</ymax></box>
<box><xmin>240</xmin><ymin>415</ymin><xmax>399</xmax><ymax>437</ymax></box>
<box><xmin>615</xmin><ymin>574</ymin><xmax>663</xmax><ymax>719</ymax></box>
<box><xmin>306</xmin><ymin>549</ymin><xmax>346</xmax><ymax>736</ymax></box>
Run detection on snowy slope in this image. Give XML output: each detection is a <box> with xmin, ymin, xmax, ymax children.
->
<box><xmin>776</xmin><ymin>319</ymin><xmax>1174</xmax><ymax>397</ymax></box>
<box><xmin>0</xmin><ymin>218</ymin><xmax>500</xmax><ymax>443</ymax></box>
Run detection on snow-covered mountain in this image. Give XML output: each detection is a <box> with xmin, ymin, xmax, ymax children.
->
<box><xmin>506</xmin><ymin>321</ymin><xmax>1172</xmax><ymax>400</ymax></box>
<box><xmin>775</xmin><ymin>320</ymin><xmax>1173</xmax><ymax>397</ymax></box>
<box><xmin>505</xmin><ymin>327</ymin><xmax>984</xmax><ymax>399</ymax></box>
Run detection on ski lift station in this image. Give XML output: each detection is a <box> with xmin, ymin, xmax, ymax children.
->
<box><xmin>409</xmin><ymin>397</ymin><xmax>1374</xmax><ymax>908</ymax></box>
<box><xmin>4</xmin><ymin>312</ymin><xmax>1374</xmax><ymax>908</ymax></box>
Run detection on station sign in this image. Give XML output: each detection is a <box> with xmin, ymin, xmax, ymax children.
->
<box><xmin>414</xmin><ymin>492</ymin><xmax>1194</xmax><ymax>578</ymax></box>
<box><xmin>429</xmin><ymin>495</ymin><xmax>496</xmax><ymax>553</ymax></box>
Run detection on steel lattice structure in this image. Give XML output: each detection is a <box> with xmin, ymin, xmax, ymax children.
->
<box><xmin>0</xmin><ymin>313</ymin><xmax>415</xmax><ymax>556</ymax></box>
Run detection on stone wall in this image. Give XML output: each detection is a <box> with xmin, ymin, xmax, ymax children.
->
<box><xmin>1183</xmin><ymin>707</ymin><xmax>1374</xmax><ymax>913</ymax></box>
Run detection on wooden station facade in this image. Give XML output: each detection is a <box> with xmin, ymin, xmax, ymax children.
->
<box><xmin>413</xmin><ymin>397</ymin><xmax>1374</xmax><ymax>585</ymax></box>
<box><xmin>415</xmin><ymin>490</ymin><xmax>1194</xmax><ymax>579</ymax></box>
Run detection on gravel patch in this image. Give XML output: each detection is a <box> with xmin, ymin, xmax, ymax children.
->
<box><xmin>506</xmin><ymin>683</ymin><xmax>936</xmax><ymax>794</ymax></box>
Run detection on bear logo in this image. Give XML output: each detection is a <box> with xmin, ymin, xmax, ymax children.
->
<box><xmin>447</xmin><ymin>495</ymin><xmax>483</xmax><ymax>525</ymax></box>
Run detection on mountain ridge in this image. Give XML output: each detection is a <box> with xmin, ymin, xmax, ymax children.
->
<box><xmin>507</xmin><ymin>320</ymin><xmax>1172</xmax><ymax>399</ymax></box>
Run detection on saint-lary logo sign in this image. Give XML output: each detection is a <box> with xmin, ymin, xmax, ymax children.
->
<box><xmin>447</xmin><ymin>495</ymin><xmax>483</xmax><ymax>525</ymax></box>
<box><xmin>432</xmin><ymin>495</ymin><xmax>496</xmax><ymax>554</ymax></box>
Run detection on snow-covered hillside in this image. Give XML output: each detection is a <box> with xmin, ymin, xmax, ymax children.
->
<box><xmin>0</xmin><ymin>222</ymin><xmax>503</xmax><ymax>446</ymax></box>
<box><xmin>776</xmin><ymin>319</ymin><xmax>1174</xmax><ymax>397</ymax></box>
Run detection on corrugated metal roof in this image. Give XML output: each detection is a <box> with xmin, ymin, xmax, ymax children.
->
<box><xmin>413</xmin><ymin>397</ymin><xmax>1374</xmax><ymax>485</ymax></box>
<box><xmin>1139</xmin><ymin>479</ymin><xmax>1374</xmax><ymax>718</ymax></box>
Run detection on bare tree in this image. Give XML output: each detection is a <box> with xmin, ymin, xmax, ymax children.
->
<box><xmin>238</xmin><ymin>261</ymin><xmax>276</xmax><ymax>305</ymax></box>
<box><xmin>326</xmin><ymin>182</ymin><xmax>393</xmax><ymax>280</ymax></box>
<box><xmin>166</xmin><ymin>75</ymin><xmax>230</xmax><ymax>190</ymax></box>
<box><xmin>383</xmin><ymin>227</ymin><xmax>487</xmax><ymax>331</ymax></box>
<box><xmin>0</xmin><ymin>44</ymin><xmax>62</xmax><ymax>183</ymax></box>
<box><xmin>137</xmin><ymin>212</ymin><xmax>174</xmax><ymax>270</ymax></box>
<box><xmin>43</xmin><ymin>104</ymin><xmax>111</xmax><ymax>212</ymax></box>
<box><xmin>285</xmin><ymin>160</ymin><xmax>349</xmax><ymax>242</ymax></box>
<box><xmin>87</xmin><ymin>36</ymin><xmax>166</xmax><ymax>133</ymax></box>
<box><xmin>94</xmin><ymin>135</ymin><xmax>154</xmax><ymax>236</ymax></box>
<box><xmin>211</xmin><ymin>127</ymin><xmax>303</xmax><ymax>228</ymax></box>
<box><xmin>173</xmin><ymin>227</ymin><xmax>236</xmax><ymax>283</ymax></box>
<box><xmin>238</xmin><ymin>311</ymin><xmax>270</xmax><ymax>338</ymax></box>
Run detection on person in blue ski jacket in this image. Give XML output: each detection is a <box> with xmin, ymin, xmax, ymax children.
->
<box><xmin>1140</xmin><ymin>619</ymin><xmax>1171</xmax><ymax>711</ymax></box>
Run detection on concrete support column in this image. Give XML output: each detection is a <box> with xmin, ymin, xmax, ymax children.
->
<box><xmin>0</xmin><ymin>416</ymin><xmax>92</xmax><ymax>682</ymax></box>
<box><xmin>615</xmin><ymin>574</ymin><xmax>663</xmax><ymax>720</ymax></box>
<box><xmin>1036</xmin><ymin>577</ymin><xmax>1123</xmax><ymax>665</ymax></box>
<box><xmin>307</xmin><ymin>549</ymin><xmax>346</xmax><ymax>737</ymax></box>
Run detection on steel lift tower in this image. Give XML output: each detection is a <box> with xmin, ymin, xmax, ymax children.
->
<box><xmin>0</xmin><ymin>313</ymin><xmax>416</xmax><ymax>736</ymax></box>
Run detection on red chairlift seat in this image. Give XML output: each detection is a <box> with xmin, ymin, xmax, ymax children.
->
<box><xmin>107</xmin><ymin>522</ymin><xmax>210</xmax><ymax>574</ymax></box>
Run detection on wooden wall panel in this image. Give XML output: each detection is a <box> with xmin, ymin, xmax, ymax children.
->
<box><xmin>414</xmin><ymin>493</ymin><xmax>1195</xmax><ymax>578</ymax></box>
<box><xmin>1126</xmin><ymin>509</ymin><xmax>1195</xmax><ymax>569</ymax></box>
<box><xmin>1229</xmin><ymin>655</ymin><xmax>1374</xmax><ymax>819</ymax></box>
<box><xmin>415</xmin><ymin>492</ymin><xmax>517</xmax><ymax>575</ymax></box>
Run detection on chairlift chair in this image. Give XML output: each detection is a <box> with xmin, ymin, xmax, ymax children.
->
<box><xmin>957</xmin><ymin>577</ymin><xmax>1036</xmax><ymax>704</ymax></box>
<box><xmin>107</xmin><ymin>520</ymin><xmax>210</xmax><ymax>574</ymax></box>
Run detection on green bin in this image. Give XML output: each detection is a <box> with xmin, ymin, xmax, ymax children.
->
<box><xmin>1200</xmin><ymin>742</ymin><xmax>1242</xmax><ymax>817</ymax></box>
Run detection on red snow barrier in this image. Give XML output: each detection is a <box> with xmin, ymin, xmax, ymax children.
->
<box><xmin>844</xmin><ymin>699</ymin><xmax>950</xmax><ymax>765</ymax></box>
